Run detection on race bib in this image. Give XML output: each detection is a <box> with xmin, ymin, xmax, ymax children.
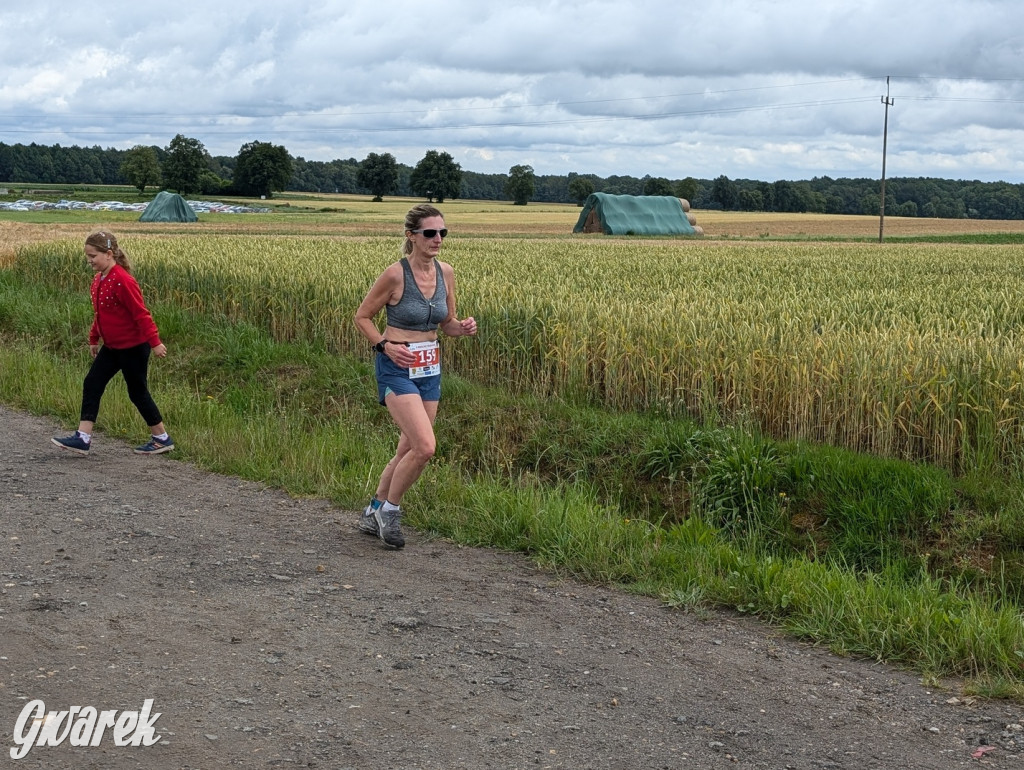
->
<box><xmin>407</xmin><ymin>340</ymin><xmax>440</xmax><ymax>379</ymax></box>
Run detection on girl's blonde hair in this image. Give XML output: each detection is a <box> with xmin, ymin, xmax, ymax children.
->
<box><xmin>85</xmin><ymin>231</ymin><xmax>131</xmax><ymax>273</ymax></box>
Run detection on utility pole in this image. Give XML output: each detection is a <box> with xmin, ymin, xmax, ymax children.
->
<box><xmin>879</xmin><ymin>76</ymin><xmax>894</xmax><ymax>243</ymax></box>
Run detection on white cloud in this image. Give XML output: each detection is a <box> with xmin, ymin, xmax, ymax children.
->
<box><xmin>0</xmin><ymin>1</ymin><xmax>1021</xmax><ymax>181</ymax></box>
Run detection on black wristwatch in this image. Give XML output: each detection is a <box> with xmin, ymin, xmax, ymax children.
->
<box><xmin>372</xmin><ymin>339</ymin><xmax>389</xmax><ymax>354</ymax></box>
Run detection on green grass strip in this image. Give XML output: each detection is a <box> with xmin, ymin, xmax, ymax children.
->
<box><xmin>1</xmin><ymin>269</ymin><xmax>1022</xmax><ymax>696</ymax></box>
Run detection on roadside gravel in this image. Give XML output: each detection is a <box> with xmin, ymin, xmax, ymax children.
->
<box><xmin>1</xmin><ymin>405</ymin><xmax>1021</xmax><ymax>768</ymax></box>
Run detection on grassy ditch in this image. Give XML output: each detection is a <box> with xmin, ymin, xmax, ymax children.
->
<box><xmin>1</xmin><ymin>267</ymin><xmax>1022</xmax><ymax>697</ymax></box>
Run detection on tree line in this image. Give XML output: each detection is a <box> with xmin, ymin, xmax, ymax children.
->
<box><xmin>1</xmin><ymin>139</ymin><xmax>1022</xmax><ymax>219</ymax></box>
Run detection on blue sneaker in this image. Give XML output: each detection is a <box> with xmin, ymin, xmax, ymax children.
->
<box><xmin>51</xmin><ymin>433</ymin><xmax>90</xmax><ymax>454</ymax></box>
<box><xmin>134</xmin><ymin>436</ymin><xmax>175</xmax><ymax>454</ymax></box>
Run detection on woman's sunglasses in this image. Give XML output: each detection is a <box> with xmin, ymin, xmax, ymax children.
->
<box><xmin>411</xmin><ymin>228</ymin><xmax>448</xmax><ymax>239</ymax></box>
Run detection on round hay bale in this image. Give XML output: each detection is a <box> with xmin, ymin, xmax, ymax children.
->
<box><xmin>678</xmin><ymin>198</ymin><xmax>690</xmax><ymax>212</ymax></box>
<box><xmin>686</xmin><ymin>212</ymin><xmax>697</xmax><ymax>225</ymax></box>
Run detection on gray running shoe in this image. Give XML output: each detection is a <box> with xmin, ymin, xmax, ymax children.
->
<box><xmin>358</xmin><ymin>502</ymin><xmax>380</xmax><ymax>536</ymax></box>
<box><xmin>375</xmin><ymin>507</ymin><xmax>405</xmax><ymax>549</ymax></box>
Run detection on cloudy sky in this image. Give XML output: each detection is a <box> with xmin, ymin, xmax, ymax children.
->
<box><xmin>2</xmin><ymin>1</ymin><xmax>1022</xmax><ymax>183</ymax></box>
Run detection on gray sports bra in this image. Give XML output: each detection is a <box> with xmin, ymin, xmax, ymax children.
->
<box><xmin>385</xmin><ymin>258</ymin><xmax>448</xmax><ymax>332</ymax></box>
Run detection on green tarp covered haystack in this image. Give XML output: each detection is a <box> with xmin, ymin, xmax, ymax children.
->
<box><xmin>573</xmin><ymin>193</ymin><xmax>701</xmax><ymax>236</ymax></box>
<box><xmin>139</xmin><ymin>191</ymin><xmax>198</xmax><ymax>222</ymax></box>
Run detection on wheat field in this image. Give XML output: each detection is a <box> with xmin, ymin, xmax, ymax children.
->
<box><xmin>10</xmin><ymin>204</ymin><xmax>1024</xmax><ymax>473</ymax></box>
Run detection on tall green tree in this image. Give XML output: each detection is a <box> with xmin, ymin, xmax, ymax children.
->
<box><xmin>119</xmin><ymin>145</ymin><xmax>162</xmax><ymax>195</ymax></box>
<box><xmin>409</xmin><ymin>150</ymin><xmax>462</xmax><ymax>203</ymax></box>
<box><xmin>773</xmin><ymin>180</ymin><xmax>812</xmax><ymax>213</ymax></box>
<box><xmin>675</xmin><ymin>177</ymin><xmax>698</xmax><ymax>203</ymax></box>
<box><xmin>504</xmin><ymin>164</ymin><xmax>536</xmax><ymax>206</ymax></box>
<box><xmin>162</xmin><ymin>134</ymin><xmax>208</xmax><ymax>197</ymax></box>
<box><xmin>642</xmin><ymin>176</ymin><xmax>674</xmax><ymax>196</ymax></box>
<box><xmin>233</xmin><ymin>141</ymin><xmax>292</xmax><ymax>199</ymax></box>
<box><xmin>737</xmin><ymin>188</ymin><xmax>764</xmax><ymax>211</ymax></box>
<box><xmin>711</xmin><ymin>175</ymin><xmax>739</xmax><ymax>210</ymax></box>
<box><xmin>357</xmin><ymin>152</ymin><xmax>399</xmax><ymax>201</ymax></box>
<box><xmin>200</xmin><ymin>171</ymin><xmax>229</xmax><ymax>196</ymax></box>
<box><xmin>567</xmin><ymin>175</ymin><xmax>595</xmax><ymax>206</ymax></box>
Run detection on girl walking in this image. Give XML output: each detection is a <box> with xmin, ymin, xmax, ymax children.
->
<box><xmin>52</xmin><ymin>231</ymin><xmax>175</xmax><ymax>455</ymax></box>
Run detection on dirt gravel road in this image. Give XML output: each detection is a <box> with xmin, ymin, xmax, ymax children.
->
<box><xmin>1</xmin><ymin>405</ymin><xmax>1021</xmax><ymax>768</ymax></box>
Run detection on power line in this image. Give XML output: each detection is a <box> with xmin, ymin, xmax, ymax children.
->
<box><xmin>898</xmin><ymin>96</ymin><xmax>1024</xmax><ymax>104</ymax></box>
<box><xmin>3</xmin><ymin>75</ymin><xmax>1018</xmax><ymax>126</ymax></box>
<box><xmin>0</xmin><ymin>97</ymin><xmax>880</xmax><ymax>137</ymax></box>
<box><xmin>889</xmin><ymin>75</ymin><xmax>1024</xmax><ymax>83</ymax></box>
<box><xmin>0</xmin><ymin>75</ymin><xmax>1018</xmax><ymax>155</ymax></box>
<box><xmin>0</xmin><ymin>78</ymin><xmax>878</xmax><ymax>123</ymax></box>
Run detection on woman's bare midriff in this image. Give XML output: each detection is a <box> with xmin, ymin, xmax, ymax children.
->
<box><xmin>383</xmin><ymin>325</ymin><xmax>440</xmax><ymax>345</ymax></box>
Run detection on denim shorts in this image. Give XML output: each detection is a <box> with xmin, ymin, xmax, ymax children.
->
<box><xmin>375</xmin><ymin>352</ymin><xmax>441</xmax><ymax>405</ymax></box>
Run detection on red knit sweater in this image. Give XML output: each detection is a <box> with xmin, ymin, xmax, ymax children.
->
<box><xmin>88</xmin><ymin>264</ymin><xmax>162</xmax><ymax>349</ymax></box>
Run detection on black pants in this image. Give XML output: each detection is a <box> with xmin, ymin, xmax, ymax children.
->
<box><xmin>81</xmin><ymin>343</ymin><xmax>163</xmax><ymax>427</ymax></box>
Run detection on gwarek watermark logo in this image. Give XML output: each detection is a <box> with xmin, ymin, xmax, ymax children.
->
<box><xmin>9</xmin><ymin>699</ymin><xmax>161</xmax><ymax>760</ymax></box>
